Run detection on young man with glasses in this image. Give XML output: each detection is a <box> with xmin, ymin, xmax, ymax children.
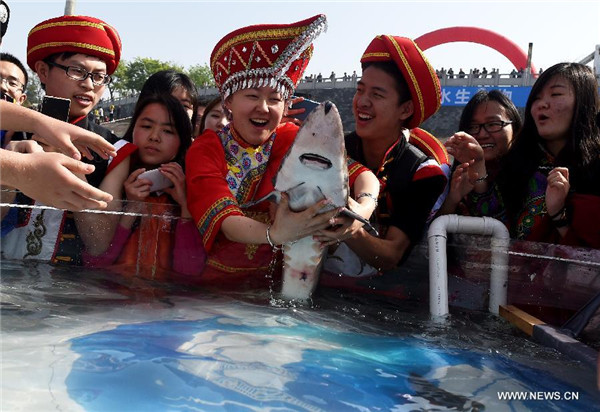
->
<box><xmin>26</xmin><ymin>14</ymin><xmax>122</xmax><ymax>188</ymax></box>
<box><xmin>0</xmin><ymin>52</ymin><xmax>27</xmax><ymax>105</ymax></box>
<box><xmin>0</xmin><ymin>52</ymin><xmax>28</xmax><ymax>146</ymax></box>
<box><xmin>0</xmin><ymin>15</ymin><xmax>122</xmax><ymax>265</ymax></box>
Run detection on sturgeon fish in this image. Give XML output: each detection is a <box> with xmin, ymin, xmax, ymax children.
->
<box><xmin>245</xmin><ymin>101</ymin><xmax>374</xmax><ymax>300</ymax></box>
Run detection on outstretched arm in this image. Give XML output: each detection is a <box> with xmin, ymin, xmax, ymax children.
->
<box><xmin>0</xmin><ymin>100</ymin><xmax>116</xmax><ymax>160</ymax></box>
<box><xmin>345</xmin><ymin>225</ymin><xmax>411</xmax><ymax>271</ymax></box>
<box><xmin>74</xmin><ymin>157</ymin><xmax>130</xmax><ymax>255</ymax></box>
<box><xmin>1</xmin><ymin>149</ymin><xmax>113</xmax><ymax>210</ymax></box>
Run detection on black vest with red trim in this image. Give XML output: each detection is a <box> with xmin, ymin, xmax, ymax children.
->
<box><xmin>345</xmin><ymin>131</ymin><xmax>427</xmax><ymax>228</ymax></box>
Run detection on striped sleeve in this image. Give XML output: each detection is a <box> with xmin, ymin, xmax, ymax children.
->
<box><xmin>347</xmin><ymin>157</ymin><xmax>371</xmax><ymax>187</ymax></box>
<box><xmin>186</xmin><ymin>132</ymin><xmax>243</xmax><ymax>251</ymax></box>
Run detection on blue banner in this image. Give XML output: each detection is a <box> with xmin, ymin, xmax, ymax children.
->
<box><xmin>441</xmin><ymin>86</ymin><xmax>531</xmax><ymax>107</ymax></box>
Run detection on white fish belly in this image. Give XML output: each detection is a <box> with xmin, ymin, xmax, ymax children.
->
<box><xmin>276</xmin><ymin>160</ymin><xmax>347</xmax><ymax>210</ymax></box>
<box><xmin>280</xmin><ymin>236</ymin><xmax>325</xmax><ymax>300</ymax></box>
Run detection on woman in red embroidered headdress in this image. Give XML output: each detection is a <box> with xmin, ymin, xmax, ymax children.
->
<box><xmin>185</xmin><ymin>15</ymin><xmax>379</xmax><ymax>287</ymax></box>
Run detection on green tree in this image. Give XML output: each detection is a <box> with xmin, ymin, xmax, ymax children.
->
<box><xmin>107</xmin><ymin>57</ymin><xmax>185</xmax><ymax>98</ymax></box>
<box><xmin>107</xmin><ymin>62</ymin><xmax>128</xmax><ymax>100</ymax></box>
<box><xmin>186</xmin><ymin>63</ymin><xmax>214</xmax><ymax>88</ymax></box>
<box><xmin>105</xmin><ymin>58</ymin><xmax>215</xmax><ymax>100</ymax></box>
<box><xmin>124</xmin><ymin>57</ymin><xmax>183</xmax><ymax>94</ymax></box>
<box><xmin>24</xmin><ymin>68</ymin><xmax>43</xmax><ymax>108</ymax></box>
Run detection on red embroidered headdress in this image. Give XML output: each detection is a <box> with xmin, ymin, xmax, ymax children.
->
<box><xmin>211</xmin><ymin>14</ymin><xmax>327</xmax><ymax>100</ymax></box>
<box><xmin>361</xmin><ymin>35</ymin><xmax>441</xmax><ymax>128</ymax></box>
<box><xmin>27</xmin><ymin>15</ymin><xmax>122</xmax><ymax>75</ymax></box>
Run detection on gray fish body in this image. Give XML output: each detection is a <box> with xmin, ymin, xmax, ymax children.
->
<box><xmin>241</xmin><ymin>101</ymin><xmax>371</xmax><ymax>300</ymax></box>
<box><xmin>277</xmin><ymin>101</ymin><xmax>348</xmax><ymax>300</ymax></box>
<box><xmin>275</xmin><ymin>101</ymin><xmax>348</xmax><ymax>211</ymax></box>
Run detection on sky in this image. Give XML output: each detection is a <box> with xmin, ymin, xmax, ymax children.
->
<box><xmin>1</xmin><ymin>0</ymin><xmax>599</xmax><ymax>80</ymax></box>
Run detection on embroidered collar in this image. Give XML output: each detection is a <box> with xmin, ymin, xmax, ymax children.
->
<box><xmin>219</xmin><ymin>124</ymin><xmax>276</xmax><ymax>203</ymax></box>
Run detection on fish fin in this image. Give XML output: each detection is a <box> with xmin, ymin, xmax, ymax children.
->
<box><xmin>340</xmin><ymin>207</ymin><xmax>379</xmax><ymax>236</ymax></box>
<box><xmin>240</xmin><ymin>191</ymin><xmax>281</xmax><ymax>209</ymax></box>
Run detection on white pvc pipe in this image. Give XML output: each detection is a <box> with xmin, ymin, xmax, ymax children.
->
<box><xmin>428</xmin><ymin>215</ymin><xmax>510</xmax><ymax>317</ymax></box>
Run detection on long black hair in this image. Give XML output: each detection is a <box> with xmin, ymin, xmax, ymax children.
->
<box><xmin>498</xmin><ymin>62</ymin><xmax>600</xmax><ymax>220</ymax></box>
<box><xmin>138</xmin><ymin>70</ymin><xmax>199</xmax><ymax>128</ymax></box>
<box><xmin>199</xmin><ymin>96</ymin><xmax>223</xmax><ymax>134</ymax></box>
<box><xmin>458</xmin><ymin>89</ymin><xmax>522</xmax><ymax>135</ymax></box>
<box><xmin>123</xmin><ymin>94</ymin><xmax>192</xmax><ymax>169</ymax></box>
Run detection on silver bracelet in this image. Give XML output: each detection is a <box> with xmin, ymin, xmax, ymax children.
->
<box><xmin>474</xmin><ymin>173</ymin><xmax>489</xmax><ymax>183</ymax></box>
<box><xmin>356</xmin><ymin>192</ymin><xmax>378</xmax><ymax>208</ymax></box>
<box><xmin>265</xmin><ymin>224</ymin><xmax>282</xmax><ymax>251</ymax></box>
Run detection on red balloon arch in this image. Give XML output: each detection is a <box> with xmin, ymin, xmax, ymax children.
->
<box><xmin>414</xmin><ymin>26</ymin><xmax>536</xmax><ymax>73</ymax></box>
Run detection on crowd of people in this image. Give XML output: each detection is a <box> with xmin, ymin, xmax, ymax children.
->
<box><xmin>301</xmin><ymin>71</ymin><xmax>359</xmax><ymax>83</ymax></box>
<box><xmin>0</xmin><ymin>6</ymin><xmax>599</xmax><ymax>329</ymax></box>
<box><xmin>435</xmin><ymin>67</ymin><xmax>541</xmax><ymax>79</ymax></box>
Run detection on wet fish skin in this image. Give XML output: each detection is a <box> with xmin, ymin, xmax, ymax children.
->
<box><xmin>240</xmin><ymin>102</ymin><xmax>372</xmax><ymax>300</ymax></box>
<box><xmin>276</xmin><ymin>101</ymin><xmax>347</xmax><ymax>301</ymax></box>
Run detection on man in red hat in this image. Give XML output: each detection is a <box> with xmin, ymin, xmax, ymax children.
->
<box><xmin>26</xmin><ymin>14</ymin><xmax>122</xmax><ymax>188</ymax></box>
<box><xmin>0</xmin><ymin>15</ymin><xmax>122</xmax><ymax>265</ymax></box>
<box><xmin>325</xmin><ymin>35</ymin><xmax>447</xmax><ymax>276</ymax></box>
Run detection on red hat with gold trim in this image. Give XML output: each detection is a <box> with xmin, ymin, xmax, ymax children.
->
<box><xmin>27</xmin><ymin>15</ymin><xmax>121</xmax><ymax>75</ymax></box>
<box><xmin>361</xmin><ymin>35</ymin><xmax>440</xmax><ymax>128</ymax></box>
<box><xmin>211</xmin><ymin>14</ymin><xmax>327</xmax><ymax>100</ymax></box>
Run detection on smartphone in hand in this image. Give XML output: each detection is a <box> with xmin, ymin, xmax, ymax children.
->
<box><xmin>41</xmin><ymin>96</ymin><xmax>71</xmax><ymax>122</ymax></box>
<box><xmin>0</xmin><ymin>91</ymin><xmax>15</xmax><ymax>103</ymax></box>
<box><xmin>289</xmin><ymin>97</ymin><xmax>320</xmax><ymax>122</ymax></box>
<box><xmin>137</xmin><ymin>168</ymin><xmax>174</xmax><ymax>192</ymax></box>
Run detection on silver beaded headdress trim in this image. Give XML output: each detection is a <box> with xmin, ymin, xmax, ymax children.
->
<box><xmin>217</xmin><ymin>15</ymin><xmax>327</xmax><ymax>100</ymax></box>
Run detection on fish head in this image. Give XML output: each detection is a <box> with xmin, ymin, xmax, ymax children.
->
<box><xmin>276</xmin><ymin>101</ymin><xmax>349</xmax><ymax>211</ymax></box>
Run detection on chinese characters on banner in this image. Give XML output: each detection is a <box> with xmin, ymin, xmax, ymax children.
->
<box><xmin>441</xmin><ymin>86</ymin><xmax>531</xmax><ymax>107</ymax></box>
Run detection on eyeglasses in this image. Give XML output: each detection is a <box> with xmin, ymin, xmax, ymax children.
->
<box><xmin>0</xmin><ymin>76</ymin><xmax>25</xmax><ymax>92</ymax></box>
<box><xmin>465</xmin><ymin>120</ymin><xmax>513</xmax><ymax>135</ymax></box>
<box><xmin>46</xmin><ymin>61</ymin><xmax>112</xmax><ymax>86</ymax></box>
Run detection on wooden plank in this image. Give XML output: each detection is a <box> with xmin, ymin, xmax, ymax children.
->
<box><xmin>499</xmin><ymin>305</ymin><xmax>546</xmax><ymax>336</ymax></box>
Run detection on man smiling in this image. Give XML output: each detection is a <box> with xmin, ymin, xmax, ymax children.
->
<box><xmin>0</xmin><ymin>52</ymin><xmax>29</xmax><ymax>146</ymax></box>
<box><xmin>27</xmin><ymin>14</ymin><xmax>122</xmax><ymax>187</ymax></box>
<box><xmin>325</xmin><ymin>35</ymin><xmax>447</xmax><ymax>276</ymax></box>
